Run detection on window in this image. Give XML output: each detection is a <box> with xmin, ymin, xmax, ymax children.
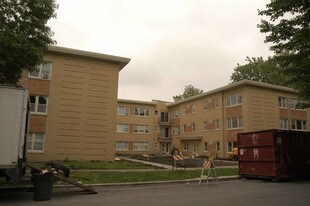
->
<box><xmin>134</xmin><ymin>125</ymin><xmax>150</xmax><ymax>134</ymax></box>
<box><xmin>278</xmin><ymin>97</ymin><xmax>287</xmax><ymax>108</ymax></box>
<box><xmin>183</xmin><ymin>105</ymin><xmax>196</xmax><ymax>115</ymax></box>
<box><xmin>227</xmin><ymin>142</ymin><xmax>237</xmax><ymax>153</ymax></box>
<box><xmin>133</xmin><ymin>142</ymin><xmax>150</xmax><ymax>151</ymax></box>
<box><xmin>116</xmin><ymin>124</ymin><xmax>129</xmax><ymax>133</ymax></box>
<box><xmin>292</xmin><ymin>120</ymin><xmax>307</xmax><ymax>131</ymax></box>
<box><xmin>227</xmin><ymin>117</ymin><xmax>243</xmax><ymax>129</ymax></box>
<box><xmin>192</xmin><ymin>105</ymin><xmax>196</xmax><ymax>113</ymax></box>
<box><xmin>183</xmin><ymin>142</ymin><xmax>189</xmax><ymax>151</ymax></box>
<box><xmin>291</xmin><ymin>99</ymin><xmax>306</xmax><ymax>110</ymax></box>
<box><xmin>115</xmin><ymin>141</ymin><xmax>129</xmax><ymax>150</ymax></box>
<box><xmin>27</xmin><ymin>133</ymin><xmax>44</xmax><ymax>152</ymax></box>
<box><xmin>117</xmin><ymin>106</ymin><xmax>129</xmax><ymax>115</ymax></box>
<box><xmin>183</xmin><ymin>123</ymin><xmax>195</xmax><ymax>133</ymax></box>
<box><xmin>161</xmin><ymin>112</ymin><xmax>169</xmax><ymax>122</ymax></box>
<box><xmin>215</xmin><ymin>119</ymin><xmax>220</xmax><ymax>130</ymax></box>
<box><xmin>135</xmin><ymin>107</ymin><xmax>150</xmax><ymax>117</ymax></box>
<box><xmin>204</xmin><ymin>142</ymin><xmax>208</xmax><ymax>152</ymax></box>
<box><xmin>29</xmin><ymin>61</ymin><xmax>52</xmax><ymax>79</ymax></box>
<box><xmin>172</xmin><ymin>110</ymin><xmax>180</xmax><ymax>119</ymax></box>
<box><xmin>216</xmin><ymin>142</ymin><xmax>220</xmax><ymax>152</ymax></box>
<box><xmin>280</xmin><ymin>118</ymin><xmax>288</xmax><ymax>130</ymax></box>
<box><xmin>215</xmin><ymin>98</ymin><xmax>219</xmax><ymax>108</ymax></box>
<box><xmin>30</xmin><ymin>96</ymin><xmax>48</xmax><ymax>114</ymax></box>
<box><xmin>203</xmin><ymin>101</ymin><xmax>208</xmax><ymax>111</ymax></box>
<box><xmin>192</xmin><ymin>123</ymin><xmax>196</xmax><ymax>132</ymax></box>
<box><xmin>155</xmin><ymin>110</ymin><xmax>159</xmax><ymax>115</ymax></box>
<box><xmin>172</xmin><ymin>126</ymin><xmax>180</xmax><ymax>135</ymax></box>
<box><xmin>203</xmin><ymin>121</ymin><xmax>208</xmax><ymax>131</ymax></box>
<box><xmin>203</xmin><ymin>98</ymin><xmax>219</xmax><ymax>110</ymax></box>
<box><xmin>226</xmin><ymin>94</ymin><xmax>242</xmax><ymax>107</ymax></box>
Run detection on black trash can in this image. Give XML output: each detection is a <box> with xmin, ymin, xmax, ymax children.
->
<box><xmin>32</xmin><ymin>172</ymin><xmax>54</xmax><ymax>201</ymax></box>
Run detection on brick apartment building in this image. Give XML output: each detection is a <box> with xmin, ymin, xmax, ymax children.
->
<box><xmin>22</xmin><ymin>46</ymin><xmax>309</xmax><ymax>161</ymax></box>
<box><xmin>23</xmin><ymin>46</ymin><xmax>130</xmax><ymax>162</ymax></box>
<box><xmin>115</xmin><ymin>80</ymin><xmax>310</xmax><ymax>158</ymax></box>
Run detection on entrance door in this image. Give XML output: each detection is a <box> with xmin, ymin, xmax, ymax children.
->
<box><xmin>161</xmin><ymin>143</ymin><xmax>169</xmax><ymax>154</ymax></box>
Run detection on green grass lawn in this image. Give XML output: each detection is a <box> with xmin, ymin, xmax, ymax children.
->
<box><xmin>29</xmin><ymin>160</ymin><xmax>157</xmax><ymax>170</ymax></box>
<box><xmin>0</xmin><ymin>160</ymin><xmax>238</xmax><ymax>186</ymax></box>
<box><xmin>69</xmin><ymin>168</ymin><xmax>238</xmax><ymax>184</ymax></box>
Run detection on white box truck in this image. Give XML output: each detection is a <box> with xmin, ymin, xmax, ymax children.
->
<box><xmin>0</xmin><ymin>85</ymin><xmax>29</xmax><ymax>182</ymax></box>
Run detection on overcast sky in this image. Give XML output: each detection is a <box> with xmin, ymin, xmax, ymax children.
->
<box><xmin>48</xmin><ymin>0</ymin><xmax>273</xmax><ymax>102</ymax></box>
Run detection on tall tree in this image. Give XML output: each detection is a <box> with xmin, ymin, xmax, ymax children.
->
<box><xmin>258</xmin><ymin>0</ymin><xmax>310</xmax><ymax>101</ymax></box>
<box><xmin>0</xmin><ymin>0</ymin><xmax>58</xmax><ymax>84</ymax></box>
<box><xmin>230</xmin><ymin>56</ymin><xmax>288</xmax><ymax>86</ymax></box>
<box><xmin>173</xmin><ymin>85</ymin><xmax>204</xmax><ymax>102</ymax></box>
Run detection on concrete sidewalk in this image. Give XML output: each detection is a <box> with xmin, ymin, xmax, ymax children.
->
<box><xmin>120</xmin><ymin>156</ymin><xmax>238</xmax><ymax>170</ymax></box>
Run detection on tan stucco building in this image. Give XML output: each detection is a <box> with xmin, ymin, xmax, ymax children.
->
<box><xmin>24</xmin><ymin>46</ymin><xmax>130</xmax><ymax>162</ymax></box>
<box><xmin>23</xmin><ymin>46</ymin><xmax>308</xmax><ymax>161</ymax></box>
<box><xmin>115</xmin><ymin>80</ymin><xmax>309</xmax><ymax>158</ymax></box>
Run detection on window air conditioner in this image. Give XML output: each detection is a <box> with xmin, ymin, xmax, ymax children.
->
<box><xmin>42</xmin><ymin>73</ymin><xmax>49</xmax><ymax>79</ymax></box>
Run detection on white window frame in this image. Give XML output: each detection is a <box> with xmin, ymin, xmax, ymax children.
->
<box><xmin>280</xmin><ymin>118</ymin><xmax>288</xmax><ymax>130</ymax></box>
<box><xmin>203</xmin><ymin>101</ymin><xmax>208</xmax><ymax>111</ymax></box>
<box><xmin>291</xmin><ymin>99</ymin><xmax>306</xmax><ymax>110</ymax></box>
<box><xmin>183</xmin><ymin>142</ymin><xmax>189</xmax><ymax>151</ymax></box>
<box><xmin>215</xmin><ymin>98</ymin><xmax>220</xmax><ymax>108</ymax></box>
<box><xmin>172</xmin><ymin>110</ymin><xmax>180</xmax><ymax>119</ymax></box>
<box><xmin>215</xmin><ymin>119</ymin><xmax>220</xmax><ymax>130</ymax></box>
<box><xmin>192</xmin><ymin>105</ymin><xmax>196</xmax><ymax>113</ymax></box>
<box><xmin>116</xmin><ymin>123</ymin><xmax>129</xmax><ymax>133</ymax></box>
<box><xmin>133</xmin><ymin>142</ymin><xmax>150</xmax><ymax>151</ymax></box>
<box><xmin>203</xmin><ymin>121</ymin><xmax>208</xmax><ymax>131</ymax></box>
<box><xmin>134</xmin><ymin>124</ymin><xmax>150</xmax><ymax>134</ymax></box>
<box><xmin>278</xmin><ymin>97</ymin><xmax>287</xmax><ymax>108</ymax></box>
<box><xmin>172</xmin><ymin>126</ymin><xmax>180</xmax><ymax>135</ymax></box>
<box><xmin>135</xmin><ymin>107</ymin><xmax>150</xmax><ymax>117</ymax></box>
<box><xmin>27</xmin><ymin>133</ymin><xmax>44</xmax><ymax>152</ymax></box>
<box><xmin>227</xmin><ymin>117</ymin><xmax>243</xmax><ymax>129</ymax></box>
<box><xmin>204</xmin><ymin>142</ymin><xmax>208</xmax><ymax>152</ymax></box>
<box><xmin>30</xmin><ymin>95</ymin><xmax>48</xmax><ymax>114</ymax></box>
<box><xmin>226</xmin><ymin>94</ymin><xmax>242</xmax><ymax>107</ymax></box>
<box><xmin>29</xmin><ymin>61</ymin><xmax>52</xmax><ymax>80</ymax></box>
<box><xmin>292</xmin><ymin>120</ymin><xmax>308</xmax><ymax>131</ymax></box>
<box><xmin>117</xmin><ymin>106</ymin><xmax>129</xmax><ymax>115</ymax></box>
<box><xmin>115</xmin><ymin>141</ymin><xmax>129</xmax><ymax>151</ymax></box>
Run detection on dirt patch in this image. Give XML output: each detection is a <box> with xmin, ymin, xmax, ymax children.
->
<box><xmin>134</xmin><ymin>156</ymin><xmax>238</xmax><ymax>168</ymax></box>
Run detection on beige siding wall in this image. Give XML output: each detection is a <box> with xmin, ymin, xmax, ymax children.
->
<box><xmin>28</xmin><ymin>51</ymin><xmax>121</xmax><ymax>162</ymax></box>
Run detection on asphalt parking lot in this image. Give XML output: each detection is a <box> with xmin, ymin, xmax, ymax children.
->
<box><xmin>1</xmin><ymin>179</ymin><xmax>310</xmax><ymax>206</ymax></box>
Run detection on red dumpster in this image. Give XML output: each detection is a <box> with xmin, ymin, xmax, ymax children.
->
<box><xmin>238</xmin><ymin>129</ymin><xmax>310</xmax><ymax>180</ymax></box>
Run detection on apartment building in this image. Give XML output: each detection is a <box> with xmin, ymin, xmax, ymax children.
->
<box><xmin>115</xmin><ymin>99</ymin><xmax>171</xmax><ymax>155</ymax></box>
<box><xmin>116</xmin><ymin>80</ymin><xmax>309</xmax><ymax>158</ymax></box>
<box><xmin>22</xmin><ymin>46</ymin><xmax>130</xmax><ymax>162</ymax></box>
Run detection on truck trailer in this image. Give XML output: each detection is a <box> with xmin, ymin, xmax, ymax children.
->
<box><xmin>0</xmin><ymin>85</ymin><xmax>29</xmax><ymax>182</ymax></box>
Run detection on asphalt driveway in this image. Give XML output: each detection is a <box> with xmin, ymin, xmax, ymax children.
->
<box><xmin>1</xmin><ymin>179</ymin><xmax>310</xmax><ymax>206</ymax></box>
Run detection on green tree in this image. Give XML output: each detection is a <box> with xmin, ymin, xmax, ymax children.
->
<box><xmin>0</xmin><ymin>0</ymin><xmax>58</xmax><ymax>84</ymax></box>
<box><xmin>173</xmin><ymin>85</ymin><xmax>204</xmax><ymax>102</ymax></box>
<box><xmin>258</xmin><ymin>0</ymin><xmax>310</xmax><ymax>101</ymax></box>
<box><xmin>230</xmin><ymin>56</ymin><xmax>288</xmax><ymax>86</ymax></box>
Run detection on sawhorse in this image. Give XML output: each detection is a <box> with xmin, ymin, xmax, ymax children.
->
<box><xmin>199</xmin><ymin>159</ymin><xmax>218</xmax><ymax>185</ymax></box>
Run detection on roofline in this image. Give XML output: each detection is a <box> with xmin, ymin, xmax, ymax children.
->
<box><xmin>47</xmin><ymin>45</ymin><xmax>131</xmax><ymax>70</ymax></box>
<box><xmin>168</xmin><ymin>80</ymin><xmax>296</xmax><ymax>107</ymax></box>
<box><xmin>118</xmin><ymin>99</ymin><xmax>157</xmax><ymax>106</ymax></box>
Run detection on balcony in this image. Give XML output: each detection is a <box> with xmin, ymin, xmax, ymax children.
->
<box><xmin>158</xmin><ymin>135</ymin><xmax>172</xmax><ymax>142</ymax></box>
